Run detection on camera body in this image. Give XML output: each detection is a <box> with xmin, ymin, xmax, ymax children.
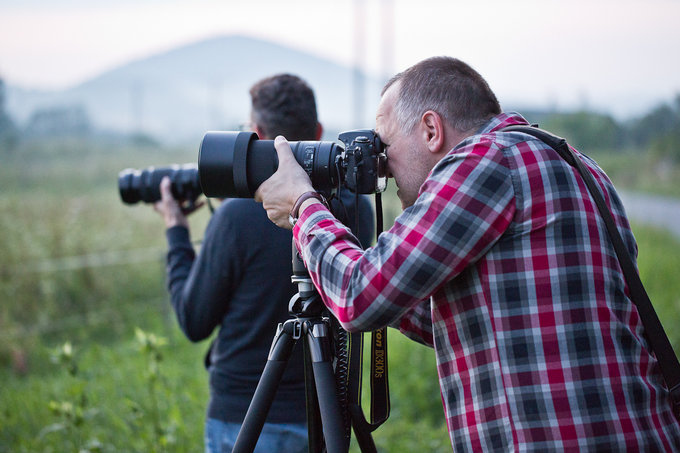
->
<box><xmin>198</xmin><ymin>129</ymin><xmax>387</xmax><ymax>199</ymax></box>
<box><xmin>337</xmin><ymin>130</ymin><xmax>387</xmax><ymax>195</ymax></box>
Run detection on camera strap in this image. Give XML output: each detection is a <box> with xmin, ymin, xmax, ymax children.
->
<box><xmin>347</xmin><ymin>329</ymin><xmax>390</xmax><ymax>432</ymax></box>
<box><xmin>502</xmin><ymin>124</ymin><xmax>680</xmax><ymax>416</ymax></box>
<box><xmin>346</xmin><ymin>192</ymin><xmax>390</xmax><ymax>439</ymax></box>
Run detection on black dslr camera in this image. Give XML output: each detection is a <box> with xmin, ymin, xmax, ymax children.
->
<box><xmin>197</xmin><ymin>130</ymin><xmax>388</xmax><ymax>198</ymax></box>
<box><xmin>118</xmin><ymin>130</ymin><xmax>387</xmax><ymax>204</ymax></box>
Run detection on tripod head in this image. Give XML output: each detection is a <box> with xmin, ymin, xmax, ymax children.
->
<box><xmin>289</xmin><ymin>239</ymin><xmax>326</xmax><ymax>318</ymax></box>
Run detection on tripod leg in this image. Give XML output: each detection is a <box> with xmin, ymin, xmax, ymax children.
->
<box><xmin>306</xmin><ymin>319</ymin><xmax>350</xmax><ymax>453</ymax></box>
<box><xmin>233</xmin><ymin>319</ymin><xmax>300</xmax><ymax>453</ymax></box>
<box><xmin>303</xmin><ymin>340</ymin><xmax>325</xmax><ymax>453</ymax></box>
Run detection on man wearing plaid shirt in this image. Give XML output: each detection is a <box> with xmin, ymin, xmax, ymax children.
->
<box><xmin>255</xmin><ymin>57</ymin><xmax>680</xmax><ymax>451</ymax></box>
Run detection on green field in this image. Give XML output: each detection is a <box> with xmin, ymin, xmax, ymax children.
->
<box><xmin>1</xmin><ymin>138</ymin><xmax>679</xmax><ymax>452</ymax></box>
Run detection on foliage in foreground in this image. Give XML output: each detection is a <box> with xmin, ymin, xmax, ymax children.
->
<box><xmin>0</xmin><ymin>319</ymin><xmax>447</xmax><ymax>452</ymax></box>
<box><xmin>2</xmin><ymin>222</ymin><xmax>679</xmax><ymax>452</ymax></box>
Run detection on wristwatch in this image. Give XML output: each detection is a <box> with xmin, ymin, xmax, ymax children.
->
<box><xmin>288</xmin><ymin>191</ymin><xmax>328</xmax><ymax>227</ymax></box>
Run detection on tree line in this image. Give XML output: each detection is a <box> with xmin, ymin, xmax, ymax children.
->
<box><xmin>1</xmin><ymin>76</ymin><xmax>679</xmax><ymax>161</ymax></box>
<box><xmin>516</xmin><ymin>94</ymin><xmax>680</xmax><ymax>162</ymax></box>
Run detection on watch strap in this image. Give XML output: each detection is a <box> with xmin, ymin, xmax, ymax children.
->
<box><xmin>289</xmin><ymin>191</ymin><xmax>328</xmax><ymax>226</ymax></box>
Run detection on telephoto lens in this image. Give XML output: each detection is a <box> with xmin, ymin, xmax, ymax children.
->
<box><xmin>118</xmin><ymin>164</ymin><xmax>202</xmax><ymax>204</ymax></box>
<box><xmin>198</xmin><ymin>131</ymin><xmax>342</xmax><ymax>198</ymax></box>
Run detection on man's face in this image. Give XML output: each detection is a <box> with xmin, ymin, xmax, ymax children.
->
<box><xmin>375</xmin><ymin>82</ymin><xmax>430</xmax><ymax>210</ymax></box>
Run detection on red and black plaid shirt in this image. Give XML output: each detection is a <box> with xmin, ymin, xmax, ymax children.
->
<box><xmin>294</xmin><ymin>112</ymin><xmax>680</xmax><ymax>451</ymax></box>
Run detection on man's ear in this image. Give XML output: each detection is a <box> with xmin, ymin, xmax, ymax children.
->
<box><xmin>420</xmin><ymin>111</ymin><xmax>446</xmax><ymax>154</ymax></box>
<box><xmin>314</xmin><ymin>122</ymin><xmax>323</xmax><ymax>140</ymax></box>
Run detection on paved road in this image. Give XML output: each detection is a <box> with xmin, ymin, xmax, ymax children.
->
<box><xmin>619</xmin><ymin>191</ymin><xmax>680</xmax><ymax>240</ymax></box>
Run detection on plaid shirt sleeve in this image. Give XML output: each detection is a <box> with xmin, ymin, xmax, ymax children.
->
<box><xmin>394</xmin><ymin>300</ymin><xmax>434</xmax><ymax>347</ymax></box>
<box><xmin>294</xmin><ymin>139</ymin><xmax>515</xmax><ymax>339</ymax></box>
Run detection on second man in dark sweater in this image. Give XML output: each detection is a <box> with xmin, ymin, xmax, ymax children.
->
<box><xmin>153</xmin><ymin>73</ymin><xmax>374</xmax><ymax>453</ymax></box>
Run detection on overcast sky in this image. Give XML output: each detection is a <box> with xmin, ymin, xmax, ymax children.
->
<box><xmin>1</xmin><ymin>0</ymin><xmax>678</xmax><ymax>119</ymax></box>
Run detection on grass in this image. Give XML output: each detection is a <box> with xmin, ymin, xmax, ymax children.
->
<box><xmin>634</xmin><ymin>223</ymin><xmax>680</xmax><ymax>353</ymax></box>
<box><xmin>1</xmin><ymin>137</ymin><xmax>679</xmax><ymax>452</ymax></box>
<box><xmin>0</xmin><ymin>323</ymin><xmax>209</xmax><ymax>452</ymax></box>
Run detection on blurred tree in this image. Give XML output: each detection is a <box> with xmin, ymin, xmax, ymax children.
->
<box><xmin>0</xmin><ymin>77</ymin><xmax>19</xmax><ymax>150</ymax></box>
<box><xmin>626</xmin><ymin>95</ymin><xmax>680</xmax><ymax>148</ymax></box>
<box><xmin>648</xmin><ymin>96</ymin><xmax>680</xmax><ymax>163</ymax></box>
<box><xmin>649</xmin><ymin>128</ymin><xmax>680</xmax><ymax>163</ymax></box>
<box><xmin>541</xmin><ymin>110</ymin><xmax>624</xmax><ymax>151</ymax></box>
<box><xmin>25</xmin><ymin>105</ymin><xmax>92</xmax><ymax>138</ymax></box>
<box><xmin>129</xmin><ymin>131</ymin><xmax>161</xmax><ymax>147</ymax></box>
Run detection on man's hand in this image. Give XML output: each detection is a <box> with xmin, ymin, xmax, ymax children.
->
<box><xmin>255</xmin><ymin>136</ymin><xmax>314</xmax><ymax>229</ymax></box>
<box><xmin>153</xmin><ymin>176</ymin><xmax>203</xmax><ymax>229</ymax></box>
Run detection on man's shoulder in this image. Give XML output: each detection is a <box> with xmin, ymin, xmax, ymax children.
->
<box><xmin>210</xmin><ymin>198</ymin><xmax>268</xmax><ymax>229</ymax></box>
<box><xmin>453</xmin><ymin>112</ymin><xmax>535</xmax><ymax>153</ymax></box>
<box><xmin>454</xmin><ymin>127</ymin><xmax>557</xmax><ymax>163</ymax></box>
<box><xmin>339</xmin><ymin>189</ymin><xmax>373</xmax><ymax>204</ymax></box>
<box><xmin>446</xmin><ymin>132</ymin><xmax>508</xmax><ymax>165</ymax></box>
<box><xmin>215</xmin><ymin>198</ymin><xmax>263</xmax><ymax>215</ymax></box>
<box><xmin>334</xmin><ymin>190</ymin><xmax>375</xmax><ymax>220</ymax></box>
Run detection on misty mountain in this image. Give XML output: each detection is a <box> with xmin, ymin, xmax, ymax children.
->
<box><xmin>6</xmin><ymin>35</ymin><xmax>385</xmax><ymax>144</ymax></box>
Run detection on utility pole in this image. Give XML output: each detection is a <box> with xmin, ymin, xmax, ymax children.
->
<box><xmin>352</xmin><ymin>0</ymin><xmax>366</xmax><ymax>129</ymax></box>
<box><xmin>130</xmin><ymin>81</ymin><xmax>145</xmax><ymax>137</ymax></box>
<box><xmin>381</xmin><ymin>0</ymin><xmax>395</xmax><ymax>83</ymax></box>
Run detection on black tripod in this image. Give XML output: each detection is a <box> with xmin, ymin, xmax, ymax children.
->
<box><xmin>232</xmin><ymin>241</ymin><xmax>377</xmax><ymax>453</ymax></box>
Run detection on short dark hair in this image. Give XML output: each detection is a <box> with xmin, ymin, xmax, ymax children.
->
<box><xmin>249</xmin><ymin>74</ymin><xmax>318</xmax><ymax>140</ymax></box>
<box><xmin>383</xmin><ymin>56</ymin><xmax>501</xmax><ymax>133</ymax></box>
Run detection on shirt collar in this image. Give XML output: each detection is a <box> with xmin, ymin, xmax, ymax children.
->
<box><xmin>475</xmin><ymin>111</ymin><xmax>530</xmax><ymax>135</ymax></box>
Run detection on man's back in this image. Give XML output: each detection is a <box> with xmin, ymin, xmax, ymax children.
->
<box><xmin>166</xmin><ymin>192</ymin><xmax>374</xmax><ymax>424</ymax></box>
<box><xmin>186</xmin><ymin>198</ymin><xmax>305</xmax><ymax>423</ymax></box>
<box><xmin>427</xmin><ymin>113</ymin><xmax>680</xmax><ymax>451</ymax></box>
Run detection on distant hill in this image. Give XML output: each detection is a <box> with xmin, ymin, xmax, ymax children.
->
<box><xmin>6</xmin><ymin>35</ymin><xmax>385</xmax><ymax>144</ymax></box>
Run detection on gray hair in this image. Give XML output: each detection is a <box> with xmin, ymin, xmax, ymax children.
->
<box><xmin>383</xmin><ymin>56</ymin><xmax>501</xmax><ymax>134</ymax></box>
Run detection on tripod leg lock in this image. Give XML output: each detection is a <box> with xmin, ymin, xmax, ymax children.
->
<box><xmin>292</xmin><ymin>320</ymin><xmax>302</xmax><ymax>340</ymax></box>
<box><xmin>267</xmin><ymin>319</ymin><xmax>302</xmax><ymax>361</ymax></box>
<box><xmin>305</xmin><ymin>320</ymin><xmax>333</xmax><ymax>362</ymax></box>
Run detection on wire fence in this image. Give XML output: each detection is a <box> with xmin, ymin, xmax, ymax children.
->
<box><xmin>10</xmin><ymin>247</ymin><xmax>167</xmax><ymax>275</ymax></box>
<box><xmin>2</xmin><ymin>243</ymin><xmax>205</xmax><ymax>341</ymax></box>
<box><xmin>8</xmin><ymin>239</ymin><xmax>203</xmax><ymax>274</ymax></box>
<box><xmin>0</xmin><ymin>300</ymin><xmax>167</xmax><ymax>342</ymax></box>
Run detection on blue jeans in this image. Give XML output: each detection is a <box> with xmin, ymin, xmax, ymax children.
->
<box><xmin>205</xmin><ymin>418</ymin><xmax>308</xmax><ymax>453</ymax></box>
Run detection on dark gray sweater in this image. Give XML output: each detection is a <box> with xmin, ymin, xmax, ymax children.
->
<box><xmin>166</xmin><ymin>192</ymin><xmax>374</xmax><ymax>424</ymax></box>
